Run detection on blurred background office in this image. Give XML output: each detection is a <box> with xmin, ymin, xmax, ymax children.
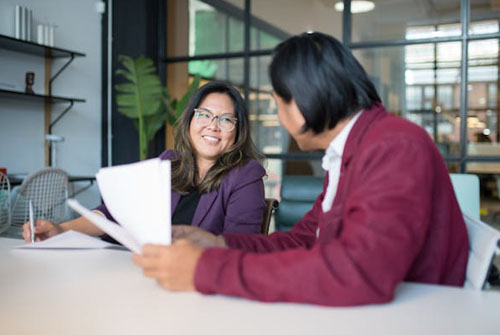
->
<box><xmin>1</xmin><ymin>0</ymin><xmax>500</xmax><ymax>231</ymax></box>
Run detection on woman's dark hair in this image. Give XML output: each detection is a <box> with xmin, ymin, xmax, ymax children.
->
<box><xmin>171</xmin><ymin>81</ymin><xmax>263</xmax><ymax>194</ymax></box>
<box><xmin>269</xmin><ymin>32</ymin><xmax>381</xmax><ymax>134</ymax></box>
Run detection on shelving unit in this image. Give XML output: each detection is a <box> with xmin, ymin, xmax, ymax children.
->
<box><xmin>0</xmin><ymin>34</ymin><xmax>86</xmax><ymax>166</ymax></box>
<box><xmin>0</xmin><ymin>89</ymin><xmax>85</xmax><ymax>103</ymax></box>
<box><xmin>0</xmin><ymin>34</ymin><xmax>85</xmax><ymax>58</ymax></box>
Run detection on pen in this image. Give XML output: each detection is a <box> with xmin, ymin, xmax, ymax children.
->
<box><xmin>29</xmin><ymin>200</ymin><xmax>35</xmax><ymax>243</ymax></box>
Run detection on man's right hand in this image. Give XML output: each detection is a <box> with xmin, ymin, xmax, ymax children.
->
<box><xmin>22</xmin><ymin>219</ymin><xmax>64</xmax><ymax>243</ymax></box>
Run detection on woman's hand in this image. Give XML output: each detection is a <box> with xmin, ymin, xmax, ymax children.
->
<box><xmin>172</xmin><ymin>225</ymin><xmax>226</xmax><ymax>248</ymax></box>
<box><xmin>132</xmin><ymin>240</ymin><xmax>204</xmax><ymax>291</ymax></box>
<box><xmin>22</xmin><ymin>219</ymin><xmax>64</xmax><ymax>243</ymax></box>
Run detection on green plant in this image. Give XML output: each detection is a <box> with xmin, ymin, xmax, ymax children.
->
<box><xmin>115</xmin><ymin>55</ymin><xmax>201</xmax><ymax>160</ymax></box>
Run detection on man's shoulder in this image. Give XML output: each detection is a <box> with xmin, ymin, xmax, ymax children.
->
<box><xmin>367</xmin><ymin>114</ymin><xmax>433</xmax><ymax>145</ymax></box>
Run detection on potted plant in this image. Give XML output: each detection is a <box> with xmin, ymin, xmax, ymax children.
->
<box><xmin>115</xmin><ymin>55</ymin><xmax>201</xmax><ymax>160</ymax></box>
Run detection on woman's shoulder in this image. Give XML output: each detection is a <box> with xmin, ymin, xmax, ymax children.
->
<box><xmin>159</xmin><ymin>150</ymin><xmax>179</xmax><ymax>160</ymax></box>
<box><xmin>226</xmin><ymin>159</ymin><xmax>266</xmax><ymax>183</ymax></box>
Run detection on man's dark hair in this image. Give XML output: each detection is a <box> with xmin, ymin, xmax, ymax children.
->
<box><xmin>269</xmin><ymin>32</ymin><xmax>381</xmax><ymax>133</ymax></box>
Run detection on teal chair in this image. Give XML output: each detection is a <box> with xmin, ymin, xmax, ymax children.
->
<box><xmin>449</xmin><ymin>173</ymin><xmax>480</xmax><ymax>220</ymax></box>
<box><xmin>275</xmin><ymin>176</ymin><xmax>324</xmax><ymax>232</ymax></box>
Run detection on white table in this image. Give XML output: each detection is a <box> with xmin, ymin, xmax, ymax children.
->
<box><xmin>1</xmin><ymin>237</ymin><xmax>499</xmax><ymax>335</ymax></box>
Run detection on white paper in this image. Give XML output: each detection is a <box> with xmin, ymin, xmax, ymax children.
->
<box><xmin>15</xmin><ymin>230</ymin><xmax>118</xmax><ymax>250</ymax></box>
<box><xmin>95</xmin><ymin>158</ymin><xmax>171</xmax><ymax>246</ymax></box>
<box><xmin>67</xmin><ymin>199</ymin><xmax>142</xmax><ymax>254</ymax></box>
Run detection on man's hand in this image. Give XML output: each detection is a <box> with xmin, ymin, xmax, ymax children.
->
<box><xmin>132</xmin><ymin>240</ymin><xmax>204</xmax><ymax>291</ymax></box>
<box><xmin>172</xmin><ymin>225</ymin><xmax>226</xmax><ymax>248</ymax></box>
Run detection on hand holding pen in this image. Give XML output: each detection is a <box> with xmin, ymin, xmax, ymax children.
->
<box><xmin>22</xmin><ymin>213</ymin><xmax>64</xmax><ymax>243</ymax></box>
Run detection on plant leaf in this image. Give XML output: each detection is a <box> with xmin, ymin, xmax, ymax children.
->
<box><xmin>115</xmin><ymin>55</ymin><xmax>163</xmax><ymax>118</ymax></box>
<box><xmin>144</xmin><ymin>108</ymin><xmax>169</xmax><ymax>142</ymax></box>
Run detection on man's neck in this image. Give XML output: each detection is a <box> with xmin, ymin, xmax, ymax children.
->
<box><xmin>316</xmin><ymin>115</ymin><xmax>355</xmax><ymax>150</ymax></box>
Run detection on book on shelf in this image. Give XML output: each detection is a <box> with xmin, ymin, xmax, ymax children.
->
<box><xmin>14</xmin><ymin>5</ymin><xmax>33</xmax><ymax>41</ymax></box>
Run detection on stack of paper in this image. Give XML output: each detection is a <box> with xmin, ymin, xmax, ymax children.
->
<box><xmin>68</xmin><ymin>158</ymin><xmax>171</xmax><ymax>254</ymax></box>
<box><xmin>15</xmin><ymin>230</ymin><xmax>120</xmax><ymax>250</ymax></box>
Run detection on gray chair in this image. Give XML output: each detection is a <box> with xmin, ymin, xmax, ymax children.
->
<box><xmin>463</xmin><ymin>212</ymin><xmax>500</xmax><ymax>290</ymax></box>
<box><xmin>10</xmin><ymin>168</ymin><xmax>69</xmax><ymax>233</ymax></box>
<box><xmin>449</xmin><ymin>173</ymin><xmax>500</xmax><ymax>290</ymax></box>
<box><xmin>0</xmin><ymin>172</ymin><xmax>11</xmax><ymax>234</ymax></box>
<box><xmin>275</xmin><ymin>175</ymin><xmax>324</xmax><ymax>232</ymax></box>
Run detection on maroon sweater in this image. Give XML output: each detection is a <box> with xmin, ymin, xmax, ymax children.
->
<box><xmin>194</xmin><ymin>104</ymin><xmax>469</xmax><ymax>306</ymax></box>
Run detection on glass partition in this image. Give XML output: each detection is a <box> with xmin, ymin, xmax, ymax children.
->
<box><xmin>352</xmin><ymin>0</ymin><xmax>460</xmax><ymax>42</ymax></box>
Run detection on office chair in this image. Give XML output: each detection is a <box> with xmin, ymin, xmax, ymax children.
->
<box><xmin>463</xmin><ymin>212</ymin><xmax>500</xmax><ymax>290</ymax></box>
<box><xmin>10</xmin><ymin>168</ymin><xmax>69</xmax><ymax>232</ymax></box>
<box><xmin>274</xmin><ymin>176</ymin><xmax>324</xmax><ymax>232</ymax></box>
<box><xmin>449</xmin><ymin>173</ymin><xmax>500</xmax><ymax>290</ymax></box>
<box><xmin>449</xmin><ymin>173</ymin><xmax>480</xmax><ymax>220</ymax></box>
<box><xmin>0</xmin><ymin>172</ymin><xmax>11</xmax><ymax>234</ymax></box>
<box><xmin>261</xmin><ymin>198</ymin><xmax>279</xmax><ymax>235</ymax></box>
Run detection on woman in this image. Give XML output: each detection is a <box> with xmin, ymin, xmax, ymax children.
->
<box><xmin>133</xmin><ymin>32</ymin><xmax>469</xmax><ymax>306</ymax></box>
<box><xmin>23</xmin><ymin>81</ymin><xmax>267</xmax><ymax>242</ymax></box>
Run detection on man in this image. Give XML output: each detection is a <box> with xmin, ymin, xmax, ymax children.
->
<box><xmin>133</xmin><ymin>32</ymin><xmax>469</xmax><ymax>307</ymax></box>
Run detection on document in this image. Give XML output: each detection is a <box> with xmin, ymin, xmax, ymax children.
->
<box><xmin>95</xmin><ymin>158</ymin><xmax>171</xmax><ymax>247</ymax></box>
<box><xmin>15</xmin><ymin>230</ymin><xmax>119</xmax><ymax>250</ymax></box>
<box><xmin>67</xmin><ymin>199</ymin><xmax>142</xmax><ymax>253</ymax></box>
<box><xmin>68</xmin><ymin>158</ymin><xmax>172</xmax><ymax>254</ymax></box>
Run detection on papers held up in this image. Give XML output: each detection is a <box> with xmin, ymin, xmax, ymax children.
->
<box><xmin>68</xmin><ymin>158</ymin><xmax>171</xmax><ymax>254</ymax></box>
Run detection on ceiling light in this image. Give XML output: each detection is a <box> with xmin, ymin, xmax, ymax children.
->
<box><xmin>335</xmin><ymin>1</ymin><xmax>375</xmax><ymax>13</ymax></box>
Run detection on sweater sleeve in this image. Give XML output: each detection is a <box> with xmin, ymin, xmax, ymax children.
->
<box><xmin>194</xmin><ymin>136</ymin><xmax>436</xmax><ymax>306</ymax></box>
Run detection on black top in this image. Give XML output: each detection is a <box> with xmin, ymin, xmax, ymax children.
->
<box><xmin>102</xmin><ymin>187</ymin><xmax>201</xmax><ymax>245</ymax></box>
<box><xmin>172</xmin><ymin>188</ymin><xmax>201</xmax><ymax>225</ymax></box>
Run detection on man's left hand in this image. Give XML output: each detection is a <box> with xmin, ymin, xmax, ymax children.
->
<box><xmin>132</xmin><ymin>239</ymin><xmax>204</xmax><ymax>291</ymax></box>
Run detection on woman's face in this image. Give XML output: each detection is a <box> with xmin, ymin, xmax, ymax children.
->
<box><xmin>189</xmin><ymin>92</ymin><xmax>237</xmax><ymax>164</ymax></box>
<box><xmin>273</xmin><ymin>92</ymin><xmax>318</xmax><ymax>151</ymax></box>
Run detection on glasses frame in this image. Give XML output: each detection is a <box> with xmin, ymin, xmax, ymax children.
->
<box><xmin>193</xmin><ymin>108</ymin><xmax>238</xmax><ymax>132</ymax></box>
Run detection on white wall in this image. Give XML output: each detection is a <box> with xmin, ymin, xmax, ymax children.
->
<box><xmin>0</xmin><ymin>0</ymin><xmax>102</xmax><ymax>209</ymax></box>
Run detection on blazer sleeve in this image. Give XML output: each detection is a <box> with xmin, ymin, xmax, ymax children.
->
<box><xmin>221</xmin><ymin>160</ymin><xmax>267</xmax><ymax>234</ymax></box>
<box><xmin>194</xmin><ymin>135</ymin><xmax>438</xmax><ymax>306</ymax></box>
<box><xmin>93</xmin><ymin>203</ymin><xmax>116</xmax><ymax>222</ymax></box>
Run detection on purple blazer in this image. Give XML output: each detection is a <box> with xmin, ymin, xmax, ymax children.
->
<box><xmin>96</xmin><ymin>150</ymin><xmax>266</xmax><ymax>235</ymax></box>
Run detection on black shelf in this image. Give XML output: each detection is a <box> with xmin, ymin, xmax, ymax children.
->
<box><xmin>0</xmin><ymin>89</ymin><xmax>85</xmax><ymax>104</ymax></box>
<box><xmin>0</xmin><ymin>34</ymin><xmax>85</xmax><ymax>58</ymax></box>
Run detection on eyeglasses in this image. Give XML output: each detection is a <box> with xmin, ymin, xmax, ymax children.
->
<box><xmin>193</xmin><ymin>108</ymin><xmax>238</xmax><ymax>132</ymax></box>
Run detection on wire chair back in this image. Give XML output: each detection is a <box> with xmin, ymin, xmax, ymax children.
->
<box><xmin>0</xmin><ymin>172</ymin><xmax>11</xmax><ymax>234</ymax></box>
<box><xmin>11</xmin><ymin>168</ymin><xmax>69</xmax><ymax>229</ymax></box>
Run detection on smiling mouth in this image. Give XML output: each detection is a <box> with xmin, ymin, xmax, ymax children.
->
<box><xmin>202</xmin><ymin>135</ymin><xmax>221</xmax><ymax>143</ymax></box>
